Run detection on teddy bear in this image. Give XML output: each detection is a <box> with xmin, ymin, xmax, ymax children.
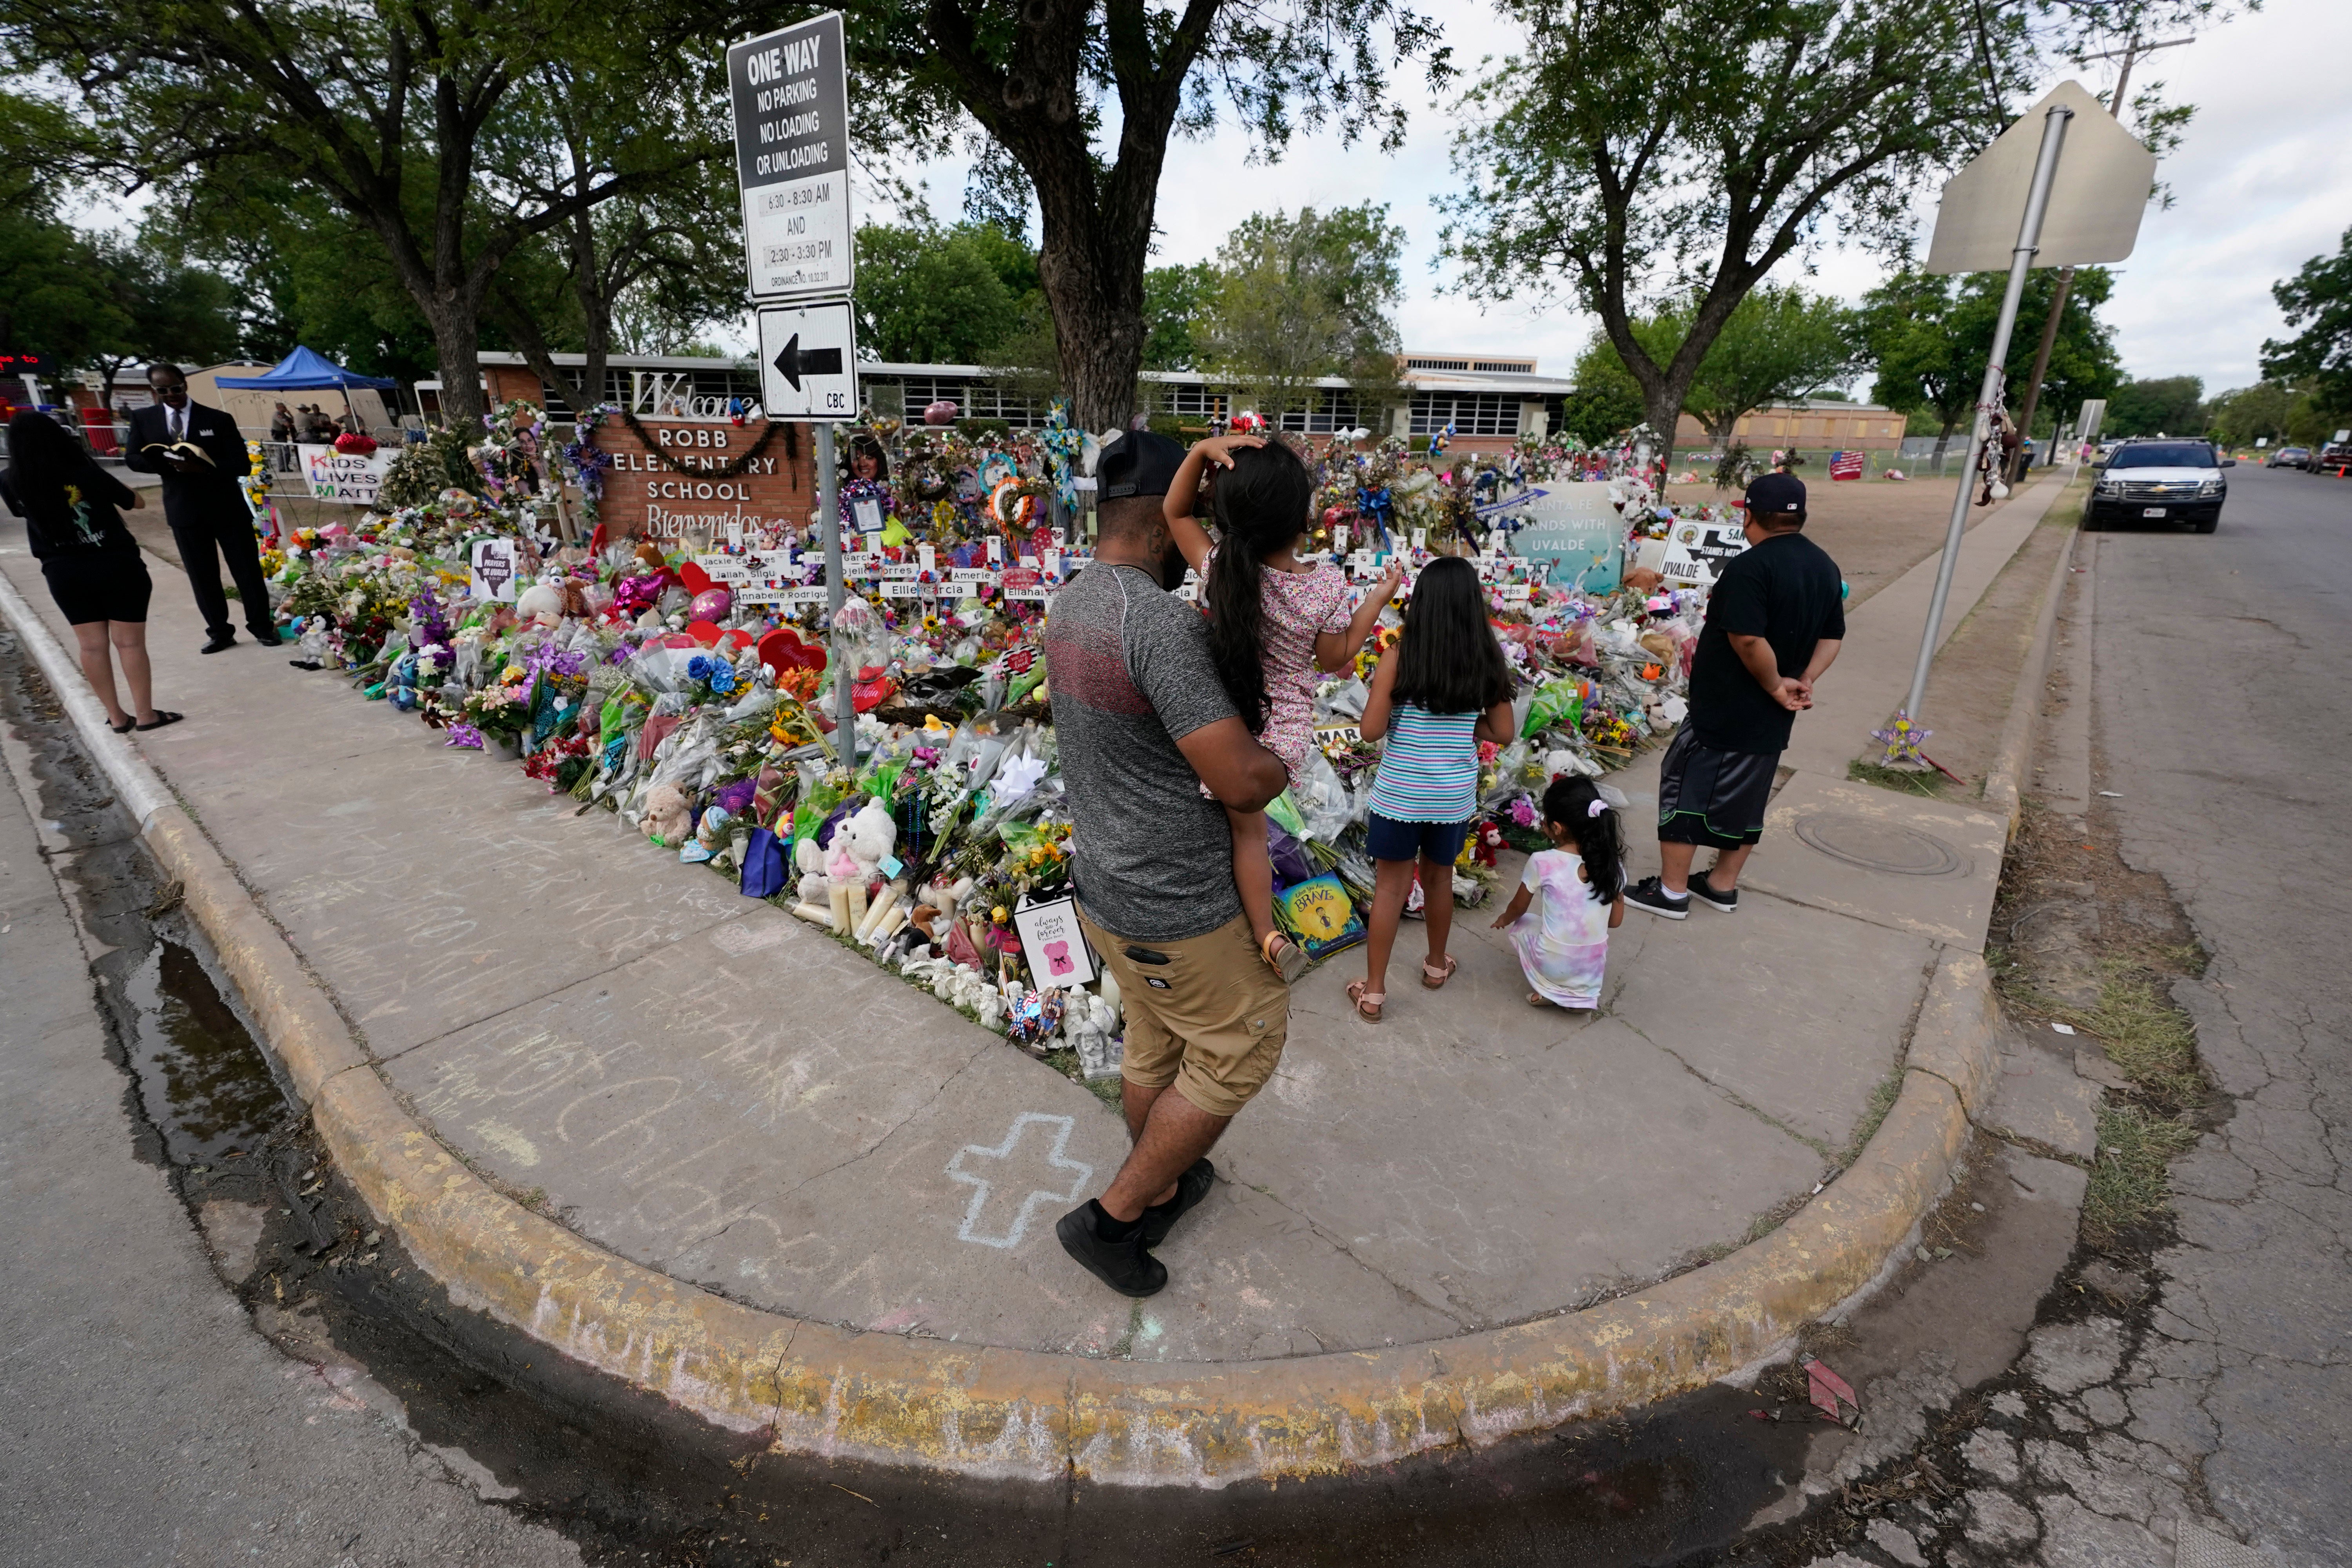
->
<box><xmin>516</xmin><ymin>575</ymin><xmax>567</xmax><ymax>628</ymax></box>
<box><xmin>641</xmin><ymin>782</ymin><xmax>691</xmax><ymax>848</ymax></box>
<box><xmin>793</xmin><ymin>836</ymin><xmax>830</xmax><ymax>906</ymax></box>
<box><xmin>824</xmin><ymin>799</ymin><xmax>898</xmax><ymax>885</ymax></box>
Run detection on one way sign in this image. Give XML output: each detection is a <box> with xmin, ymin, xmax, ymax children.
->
<box><xmin>755</xmin><ymin>300</ymin><xmax>858</xmax><ymax>418</ymax></box>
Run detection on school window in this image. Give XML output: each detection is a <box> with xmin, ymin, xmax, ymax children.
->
<box><xmin>1152</xmin><ymin>382</ymin><xmax>1230</xmax><ymax>422</ymax></box>
<box><xmin>883</xmin><ymin>375</ymin><xmax>1042</xmax><ymax>425</ymax></box>
<box><xmin>1275</xmin><ymin>388</ymin><xmax>1364</xmax><ymax>434</ymax></box>
<box><xmin>1408</xmin><ymin>392</ymin><xmax>1519</xmax><ymax>437</ymax></box>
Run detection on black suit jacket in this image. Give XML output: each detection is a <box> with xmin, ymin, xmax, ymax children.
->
<box><xmin>125</xmin><ymin>399</ymin><xmax>251</xmax><ymax>532</ymax></box>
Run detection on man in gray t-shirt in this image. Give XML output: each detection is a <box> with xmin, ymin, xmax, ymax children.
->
<box><xmin>1043</xmin><ymin>432</ymin><xmax>1289</xmax><ymax>1300</ymax></box>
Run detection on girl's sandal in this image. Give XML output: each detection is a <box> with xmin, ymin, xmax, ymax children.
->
<box><xmin>1345</xmin><ymin>980</ymin><xmax>1385</xmax><ymax>1022</ymax></box>
<box><xmin>1421</xmin><ymin>955</ymin><xmax>1458</xmax><ymax>990</ymax></box>
<box><xmin>1261</xmin><ymin>931</ymin><xmax>1310</xmax><ymax>984</ymax></box>
<box><xmin>108</xmin><ymin>717</ymin><xmax>135</xmax><ymax>734</ymax></box>
<box><xmin>1528</xmin><ymin>991</ymin><xmax>1551</xmax><ymax>1008</ymax></box>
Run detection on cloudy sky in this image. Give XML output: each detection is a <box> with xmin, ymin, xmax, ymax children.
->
<box><xmin>874</xmin><ymin>0</ymin><xmax>2352</xmax><ymax>397</ymax></box>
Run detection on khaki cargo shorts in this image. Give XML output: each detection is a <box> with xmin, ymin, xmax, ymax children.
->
<box><xmin>1080</xmin><ymin>911</ymin><xmax>1289</xmax><ymax>1118</ymax></box>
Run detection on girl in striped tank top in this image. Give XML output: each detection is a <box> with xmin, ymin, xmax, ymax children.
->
<box><xmin>1348</xmin><ymin>556</ymin><xmax>1517</xmax><ymax>1022</ymax></box>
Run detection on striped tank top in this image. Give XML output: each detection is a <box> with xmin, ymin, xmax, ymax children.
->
<box><xmin>1366</xmin><ymin>703</ymin><xmax>1481</xmax><ymax>823</ymax></box>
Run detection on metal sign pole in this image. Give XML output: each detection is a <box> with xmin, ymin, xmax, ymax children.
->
<box><xmin>1902</xmin><ymin>103</ymin><xmax>2075</xmax><ymax>726</ymax></box>
<box><xmin>817</xmin><ymin>421</ymin><xmax>855</xmax><ymax>755</ymax></box>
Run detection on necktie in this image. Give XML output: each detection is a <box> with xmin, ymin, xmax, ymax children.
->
<box><xmin>172</xmin><ymin>408</ymin><xmax>184</xmax><ymax>442</ymax></box>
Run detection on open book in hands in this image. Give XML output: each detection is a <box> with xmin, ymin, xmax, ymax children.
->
<box><xmin>140</xmin><ymin>439</ymin><xmax>215</xmax><ymax>466</ymax></box>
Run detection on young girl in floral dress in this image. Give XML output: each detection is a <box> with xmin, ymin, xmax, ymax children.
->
<box><xmin>1490</xmin><ymin>774</ymin><xmax>1626</xmax><ymax>1011</ymax></box>
<box><xmin>1165</xmin><ymin>434</ymin><xmax>1401</xmax><ymax>981</ymax></box>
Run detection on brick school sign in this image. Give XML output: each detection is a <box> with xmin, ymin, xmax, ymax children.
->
<box><xmin>589</xmin><ymin>417</ymin><xmax>815</xmax><ymax>543</ymax></box>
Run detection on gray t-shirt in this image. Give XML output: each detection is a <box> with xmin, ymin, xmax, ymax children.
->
<box><xmin>1044</xmin><ymin>562</ymin><xmax>1241</xmax><ymax>942</ymax></box>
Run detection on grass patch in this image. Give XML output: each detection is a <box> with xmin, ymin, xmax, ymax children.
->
<box><xmin>1849</xmin><ymin>758</ymin><xmax>1949</xmax><ymax>798</ymax></box>
<box><xmin>2083</xmin><ymin>1102</ymin><xmax>2201</xmax><ymax>1245</ymax></box>
<box><xmin>2065</xmin><ymin>960</ymin><xmax>2205</xmax><ymax>1110</ymax></box>
<box><xmin>1839</xmin><ymin>1064</ymin><xmax>1908</xmax><ymax>1167</ymax></box>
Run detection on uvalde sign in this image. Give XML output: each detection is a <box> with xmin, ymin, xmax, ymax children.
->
<box><xmin>1487</xmin><ymin>482</ymin><xmax>1624</xmax><ymax>594</ymax></box>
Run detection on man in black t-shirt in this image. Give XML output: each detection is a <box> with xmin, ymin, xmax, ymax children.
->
<box><xmin>1628</xmin><ymin>472</ymin><xmax>1844</xmax><ymax>919</ymax></box>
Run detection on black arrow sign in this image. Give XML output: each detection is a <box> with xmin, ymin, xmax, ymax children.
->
<box><xmin>770</xmin><ymin>332</ymin><xmax>843</xmax><ymax>391</ymax></box>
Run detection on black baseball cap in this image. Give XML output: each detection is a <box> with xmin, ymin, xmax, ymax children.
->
<box><xmin>1740</xmin><ymin>471</ymin><xmax>1806</xmax><ymax>517</ymax></box>
<box><xmin>1095</xmin><ymin>430</ymin><xmax>1186</xmax><ymax>501</ymax></box>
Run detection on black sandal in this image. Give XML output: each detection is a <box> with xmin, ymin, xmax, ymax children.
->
<box><xmin>109</xmin><ymin>717</ymin><xmax>136</xmax><ymax>734</ymax></box>
<box><xmin>134</xmin><ymin>711</ymin><xmax>185</xmax><ymax>732</ymax></box>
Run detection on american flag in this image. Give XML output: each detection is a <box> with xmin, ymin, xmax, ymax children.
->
<box><xmin>1829</xmin><ymin>450</ymin><xmax>1865</xmax><ymax>480</ymax></box>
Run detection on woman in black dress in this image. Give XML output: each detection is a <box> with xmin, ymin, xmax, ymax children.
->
<box><xmin>0</xmin><ymin>411</ymin><xmax>181</xmax><ymax>732</ymax></box>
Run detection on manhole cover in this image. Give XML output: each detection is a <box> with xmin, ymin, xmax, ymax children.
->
<box><xmin>1792</xmin><ymin>813</ymin><xmax>1967</xmax><ymax>877</ymax></box>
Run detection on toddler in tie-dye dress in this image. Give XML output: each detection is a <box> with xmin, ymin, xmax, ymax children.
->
<box><xmin>1491</xmin><ymin>775</ymin><xmax>1627</xmax><ymax>1010</ymax></box>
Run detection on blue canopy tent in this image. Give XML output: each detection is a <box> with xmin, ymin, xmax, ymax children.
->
<box><xmin>215</xmin><ymin>346</ymin><xmax>399</xmax><ymax>435</ymax></box>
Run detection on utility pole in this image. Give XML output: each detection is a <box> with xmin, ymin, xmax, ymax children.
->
<box><xmin>2008</xmin><ymin>35</ymin><xmax>2192</xmax><ymax>481</ymax></box>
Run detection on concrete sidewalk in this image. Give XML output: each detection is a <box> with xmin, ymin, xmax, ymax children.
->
<box><xmin>0</xmin><ymin>482</ymin><xmax>2056</xmax><ymax>1478</ymax></box>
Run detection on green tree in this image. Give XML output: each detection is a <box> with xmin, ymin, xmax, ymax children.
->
<box><xmin>78</xmin><ymin>230</ymin><xmax>243</xmax><ymax>417</ymax></box>
<box><xmin>2261</xmin><ymin>225</ymin><xmax>2352</xmax><ymax>417</ymax></box>
<box><xmin>151</xmin><ymin>174</ymin><xmax>444</xmax><ymax>386</ymax></box>
<box><xmin>1860</xmin><ymin>266</ymin><xmax>2119</xmax><ymax>456</ymax></box>
<box><xmin>2202</xmin><ymin>381</ymin><xmax>2301</xmax><ymax>448</ymax></box>
<box><xmin>2105</xmin><ymin>376</ymin><xmax>2205</xmax><ymax>437</ymax></box>
<box><xmin>5</xmin><ymin>1</ymin><xmax>720</xmax><ymax>426</ymax></box>
<box><xmin>1198</xmin><ymin>203</ymin><xmax>1405</xmax><ymax>422</ymax></box>
<box><xmin>1437</xmin><ymin>0</ymin><xmax>2052</xmax><ymax>465</ymax></box>
<box><xmin>1633</xmin><ymin>284</ymin><xmax>1860</xmax><ymax>446</ymax></box>
<box><xmin>1142</xmin><ymin>262</ymin><xmax>1218</xmax><ymax>372</ymax></box>
<box><xmin>1561</xmin><ymin>332</ymin><xmax>1647</xmax><ymax>445</ymax></box>
<box><xmin>840</xmin><ymin>0</ymin><xmax>1445</xmax><ymax>428</ymax></box>
<box><xmin>484</xmin><ymin>54</ymin><xmax>741</xmax><ymax>417</ymax></box>
<box><xmin>853</xmin><ymin>220</ymin><xmax>1042</xmax><ymax>365</ymax></box>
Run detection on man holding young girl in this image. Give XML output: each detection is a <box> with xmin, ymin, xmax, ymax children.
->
<box><xmin>1042</xmin><ymin>431</ymin><xmax>1296</xmax><ymax>1298</ymax></box>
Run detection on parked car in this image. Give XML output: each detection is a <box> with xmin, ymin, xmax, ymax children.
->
<box><xmin>2087</xmin><ymin>439</ymin><xmax>2232</xmax><ymax>533</ymax></box>
<box><xmin>2314</xmin><ymin>443</ymin><xmax>2352</xmax><ymax>474</ymax></box>
<box><xmin>2269</xmin><ymin>446</ymin><xmax>2311</xmax><ymax>468</ymax></box>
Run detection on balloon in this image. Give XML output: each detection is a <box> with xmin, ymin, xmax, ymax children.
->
<box><xmin>688</xmin><ymin>586</ymin><xmax>732</xmax><ymax>622</ymax></box>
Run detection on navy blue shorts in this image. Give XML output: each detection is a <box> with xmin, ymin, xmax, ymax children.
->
<box><xmin>1365</xmin><ymin>811</ymin><xmax>1472</xmax><ymax>864</ymax></box>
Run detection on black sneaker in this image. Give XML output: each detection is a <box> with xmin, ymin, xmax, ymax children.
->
<box><xmin>1624</xmin><ymin>876</ymin><xmax>1690</xmax><ymax>920</ymax></box>
<box><xmin>1140</xmin><ymin>1159</ymin><xmax>1216</xmax><ymax>1248</ymax></box>
<box><xmin>1687</xmin><ymin>869</ymin><xmax>1737</xmax><ymax>913</ymax></box>
<box><xmin>1056</xmin><ymin>1200</ymin><xmax>1167</xmax><ymax>1298</ymax></box>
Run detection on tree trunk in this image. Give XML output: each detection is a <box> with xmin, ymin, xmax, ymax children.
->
<box><xmin>1641</xmin><ymin>385</ymin><xmax>1685</xmax><ymax>475</ymax></box>
<box><xmin>1033</xmin><ymin>175</ymin><xmax>1145</xmax><ymax>432</ymax></box>
<box><xmin>426</xmin><ymin>297</ymin><xmax>486</xmax><ymax>429</ymax></box>
<box><xmin>1930</xmin><ymin>417</ymin><xmax>1957</xmax><ymax>471</ymax></box>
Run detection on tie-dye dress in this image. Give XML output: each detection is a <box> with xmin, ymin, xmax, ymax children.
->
<box><xmin>1509</xmin><ymin>849</ymin><xmax>1615</xmax><ymax>1009</ymax></box>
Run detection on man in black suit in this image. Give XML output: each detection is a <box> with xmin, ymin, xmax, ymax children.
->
<box><xmin>125</xmin><ymin>363</ymin><xmax>279</xmax><ymax>653</ymax></box>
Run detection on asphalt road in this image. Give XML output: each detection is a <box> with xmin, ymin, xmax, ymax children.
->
<box><xmin>2073</xmin><ymin>462</ymin><xmax>2352</xmax><ymax>1565</ymax></box>
<box><xmin>0</xmin><ymin>641</ymin><xmax>579</xmax><ymax>1568</ymax></box>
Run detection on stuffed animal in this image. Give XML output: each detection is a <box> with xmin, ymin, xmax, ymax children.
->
<box><xmin>792</xmin><ymin>835</ymin><xmax>838</xmax><ymax>906</ymax></box>
<box><xmin>516</xmin><ymin>575</ymin><xmax>566</xmax><ymax>627</ymax></box>
<box><xmin>826</xmin><ymin>799</ymin><xmax>898</xmax><ymax>884</ymax></box>
<box><xmin>641</xmin><ymin>782</ymin><xmax>691</xmax><ymax>848</ymax></box>
<box><xmin>682</xmin><ymin>804</ymin><xmax>730</xmax><ymax>865</ymax></box>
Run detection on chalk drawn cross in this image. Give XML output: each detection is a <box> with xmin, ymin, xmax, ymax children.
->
<box><xmin>946</xmin><ymin>1112</ymin><xmax>1093</xmax><ymax>1249</ymax></box>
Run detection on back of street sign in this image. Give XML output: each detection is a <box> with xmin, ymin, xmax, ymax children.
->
<box><xmin>757</xmin><ymin>301</ymin><xmax>858</xmax><ymax>419</ymax></box>
<box><xmin>728</xmin><ymin>12</ymin><xmax>852</xmax><ymax>302</ymax></box>
<box><xmin>1925</xmin><ymin>80</ymin><xmax>2157</xmax><ymax>275</ymax></box>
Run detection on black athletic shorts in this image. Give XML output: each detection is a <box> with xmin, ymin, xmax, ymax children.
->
<box><xmin>42</xmin><ymin>551</ymin><xmax>153</xmax><ymax>626</ymax></box>
<box><xmin>1656</xmin><ymin>724</ymin><xmax>1777</xmax><ymax>850</ymax></box>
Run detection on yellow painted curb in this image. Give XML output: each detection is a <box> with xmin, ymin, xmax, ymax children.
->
<box><xmin>0</xmin><ymin>581</ymin><xmax>1998</xmax><ymax>1489</ymax></box>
